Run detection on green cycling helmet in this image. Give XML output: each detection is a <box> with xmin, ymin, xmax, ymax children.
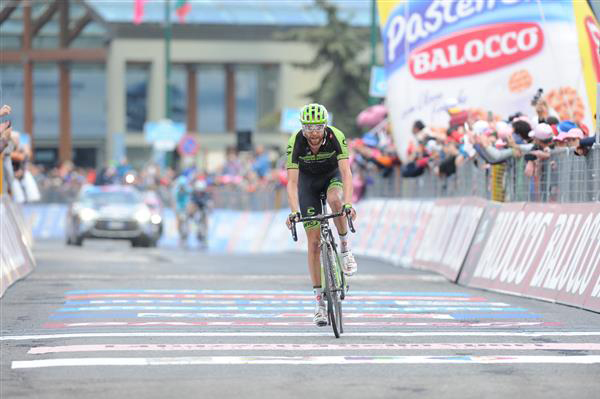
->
<box><xmin>300</xmin><ymin>103</ymin><xmax>328</xmax><ymax>125</ymax></box>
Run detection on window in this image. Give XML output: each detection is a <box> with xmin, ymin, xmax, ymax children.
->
<box><xmin>236</xmin><ymin>64</ymin><xmax>279</xmax><ymax>133</ymax></box>
<box><xmin>257</xmin><ymin>64</ymin><xmax>279</xmax><ymax>132</ymax></box>
<box><xmin>71</xmin><ymin>64</ymin><xmax>106</xmax><ymax>139</ymax></box>
<box><xmin>34</xmin><ymin>63</ymin><xmax>60</xmax><ymax>139</ymax></box>
<box><xmin>235</xmin><ymin>65</ymin><xmax>258</xmax><ymax>132</ymax></box>
<box><xmin>126</xmin><ymin>63</ymin><xmax>150</xmax><ymax>132</ymax></box>
<box><xmin>197</xmin><ymin>65</ymin><xmax>226</xmax><ymax>133</ymax></box>
<box><xmin>0</xmin><ymin>65</ymin><xmax>25</xmax><ymax>133</ymax></box>
<box><xmin>170</xmin><ymin>64</ymin><xmax>187</xmax><ymax>124</ymax></box>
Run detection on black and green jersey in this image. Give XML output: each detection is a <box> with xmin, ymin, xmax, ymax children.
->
<box><xmin>286</xmin><ymin>126</ymin><xmax>349</xmax><ymax>175</ymax></box>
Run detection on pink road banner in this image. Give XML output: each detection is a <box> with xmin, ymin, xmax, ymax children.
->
<box><xmin>412</xmin><ymin>198</ymin><xmax>485</xmax><ymax>281</ymax></box>
<box><xmin>1</xmin><ymin>196</ymin><xmax>35</xmax><ymax>297</ymax></box>
<box><xmin>377</xmin><ymin>0</ymin><xmax>599</xmax><ymax>162</ymax></box>
<box><xmin>458</xmin><ymin>200</ymin><xmax>505</xmax><ymax>282</ymax></box>
<box><xmin>460</xmin><ymin>202</ymin><xmax>600</xmax><ymax>312</ymax></box>
<box><xmin>353</xmin><ymin>199</ymin><xmax>387</xmax><ymax>256</ymax></box>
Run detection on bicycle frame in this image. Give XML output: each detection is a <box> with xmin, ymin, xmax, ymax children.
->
<box><xmin>289</xmin><ymin>193</ymin><xmax>355</xmax><ymax>338</ymax></box>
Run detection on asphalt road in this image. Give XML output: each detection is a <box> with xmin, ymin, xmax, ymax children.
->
<box><xmin>1</xmin><ymin>239</ymin><xmax>600</xmax><ymax>399</ymax></box>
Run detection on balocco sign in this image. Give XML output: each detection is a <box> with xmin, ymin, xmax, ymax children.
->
<box><xmin>409</xmin><ymin>23</ymin><xmax>544</xmax><ymax>79</ymax></box>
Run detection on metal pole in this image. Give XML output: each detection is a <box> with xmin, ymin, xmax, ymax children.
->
<box><xmin>164</xmin><ymin>0</ymin><xmax>173</xmax><ymax>168</ymax></box>
<box><xmin>596</xmin><ymin>82</ymin><xmax>599</xmax><ymax>144</ymax></box>
<box><xmin>369</xmin><ymin>0</ymin><xmax>377</xmax><ymax>106</ymax></box>
<box><xmin>165</xmin><ymin>0</ymin><xmax>172</xmax><ymax>119</ymax></box>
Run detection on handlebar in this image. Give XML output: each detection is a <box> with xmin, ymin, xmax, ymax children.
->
<box><xmin>290</xmin><ymin>211</ymin><xmax>355</xmax><ymax>242</ymax></box>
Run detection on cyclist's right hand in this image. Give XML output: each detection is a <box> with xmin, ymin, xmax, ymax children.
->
<box><xmin>286</xmin><ymin>211</ymin><xmax>301</xmax><ymax>229</ymax></box>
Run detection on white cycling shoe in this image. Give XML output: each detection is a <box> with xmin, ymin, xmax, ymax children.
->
<box><xmin>341</xmin><ymin>250</ymin><xmax>358</xmax><ymax>276</ymax></box>
<box><xmin>313</xmin><ymin>302</ymin><xmax>327</xmax><ymax>327</ymax></box>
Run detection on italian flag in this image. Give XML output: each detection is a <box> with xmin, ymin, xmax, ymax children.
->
<box><xmin>133</xmin><ymin>0</ymin><xmax>191</xmax><ymax>25</ymax></box>
<box><xmin>175</xmin><ymin>0</ymin><xmax>191</xmax><ymax>23</ymax></box>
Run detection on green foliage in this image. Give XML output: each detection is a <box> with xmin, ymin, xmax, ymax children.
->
<box><xmin>279</xmin><ymin>0</ymin><xmax>370</xmax><ymax>137</ymax></box>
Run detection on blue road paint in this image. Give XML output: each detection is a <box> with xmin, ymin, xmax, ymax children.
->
<box><xmin>56</xmin><ymin>305</ymin><xmax>529</xmax><ymax>313</ymax></box>
<box><xmin>450</xmin><ymin>314</ymin><xmax>543</xmax><ymax>319</ymax></box>
<box><xmin>50</xmin><ymin>312</ymin><xmax>454</xmax><ymax>320</ymax></box>
<box><xmin>64</xmin><ymin>289</ymin><xmax>472</xmax><ymax>296</ymax></box>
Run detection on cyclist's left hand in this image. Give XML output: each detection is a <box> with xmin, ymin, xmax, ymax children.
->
<box><xmin>343</xmin><ymin>203</ymin><xmax>357</xmax><ymax>221</ymax></box>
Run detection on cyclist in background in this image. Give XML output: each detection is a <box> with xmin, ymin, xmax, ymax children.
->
<box><xmin>191</xmin><ymin>178</ymin><xmax>211</xmax><ymax>244</ymax></box>
<box><xmin>285</xmin><ymin>103</ymin><xmax>358</xmax><ymax>327</ymax></box>
<box><xmin>172</xmin><ymin>175</ymin><xmax>193</xmax><ymax>242</ymax></box>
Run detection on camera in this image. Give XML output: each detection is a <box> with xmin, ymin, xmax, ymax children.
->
<box><xmin>531</xmin><ymin>88</ymin><xmax>543</xmax><ymax>106</ymax></box>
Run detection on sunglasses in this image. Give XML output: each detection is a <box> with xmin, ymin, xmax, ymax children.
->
<box><xmin>302</xmin><ymin>124</ymin><xmax>325</xmax><ymax>134</ymax></box>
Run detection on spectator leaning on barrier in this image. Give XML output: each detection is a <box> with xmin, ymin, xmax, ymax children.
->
<box><xmin>524</xmin><ymin>123</ymin><xmax>553</xmax><ymax>177</ymax></box>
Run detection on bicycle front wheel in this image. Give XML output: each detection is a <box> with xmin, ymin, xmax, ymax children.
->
<box><xmin>323</xmin><ymin>244</ymin><xmax>342</xmax><ymax>338</ymax></box>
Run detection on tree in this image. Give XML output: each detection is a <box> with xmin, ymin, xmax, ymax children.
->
<box><xmin>280</xmin><ymin>0</ymin><xmax>370</xmax><ymax>136</ymax></box>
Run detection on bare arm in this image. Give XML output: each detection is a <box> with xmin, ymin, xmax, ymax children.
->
<box><xmin>338</xmin><ymin>158</ymin><xmax>353</xmax><ymax>205</ymax></box>
<box><xmin>286</xmin><ymin>168</ymin><xmax>300</xmax><ymax>214</ymax></box>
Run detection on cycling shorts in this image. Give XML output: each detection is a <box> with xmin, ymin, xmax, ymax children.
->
<box><xmin>298</xmin><ymin>169</ymin><xmax>343</xmax><ymax>230</ymax></box>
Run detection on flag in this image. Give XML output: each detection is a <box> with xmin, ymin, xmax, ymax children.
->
<box><xmin>175</xmin><ymin>0</ymin><xmax>191</xmax><ymax>23</ymax></box>
<box><xmin>133</xmin><ymin>0</ymin><xmax>145</xmax><ymax>25</ymax></box>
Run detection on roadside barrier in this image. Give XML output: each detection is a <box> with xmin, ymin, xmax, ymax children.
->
<box><xmin>22</xmin><ymin>199</ymin><xmax>600</xmax><ymax>312</ymax></box>
<box><xmin>1</xmin><ymin>196</ymin><xmax>36</xmax><ymax>297</ymax></box>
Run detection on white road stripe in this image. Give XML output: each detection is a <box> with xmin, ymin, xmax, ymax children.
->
<box><xmin>28</xmin><ymin>274</ymin><xmax>446</xmax><ymax>282</ymax></box>
<box><xmin>28</xmin><ymin>343</ymin><xmax>600</xmax><ymax>354</ymax></box>
<box><xmin>12</xmin><ymin>355</ymin><xmax>600</xmax><ymax>368</ymax></box>
<box><xmin>3</xmin><ymin>332</ymin><xmax>600</xmax><ymax>341</ymax></box>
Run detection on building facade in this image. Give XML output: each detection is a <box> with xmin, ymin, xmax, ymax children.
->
<box><xmin>0</xmin><ymin>0</ymin><xmax>371</xmax><ymax>169</ymax></box>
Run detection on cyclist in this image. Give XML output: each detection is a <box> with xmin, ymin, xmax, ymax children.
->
<box><xmin>172</xmin><ymin>175</ymin><xmax>193</xmax><ymax>242</ymax></box>
<box><xmin>191</xmin><ymin>178</ymin><xmax>211</xmax><ymax>244</ymax></box>
<box><xmin>285</xmin><ymin>103</ymin><xmax>358</xmax><ymax>327</ymax></box>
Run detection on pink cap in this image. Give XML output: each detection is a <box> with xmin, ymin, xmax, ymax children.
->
<box><xmin>528</xmin><ymin>123</ymin><xmax>553</xmax><ymax>141</ymax></box>
<box><xmin>553</xmin><ymin>132</ymin><xmax>568</xmax><ymax>142</ymax></box>
<box><xmin>567</xmin><ymin>128</ymin><xmax>584</xmax><ymax>139</ymax></box>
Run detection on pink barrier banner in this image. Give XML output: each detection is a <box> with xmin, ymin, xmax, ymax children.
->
<box><xmin>458</xmin><ymin>201</ymin><xmax>504</xmax><ymax>281</ymax></box>
<box><xmin>1</xmin><ymin>196</ymin><xmax>36</xmax><ymax>297</ymax></box>
<box><xmin>460</xmin><ymin>202</ymin><xmax>600</xmax><ymax>313</ymax></box>
<box><xmin>412</xmin><ymin>198</ymin><xmax>485</xmax><ymax>281</ymax></box>
<box><xmin>374</xmin><ymin>200</ymin><xmax>418</xmax><ymax>265</ymax></box>
<box><xmin>353</xmin><ymin>199</ymin><xmax>387</xmax><ymax>257</ymax></box>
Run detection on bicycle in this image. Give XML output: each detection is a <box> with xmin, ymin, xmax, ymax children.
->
<box><xmin>289</xmin><ymin>193</ymin><xmax>356</xmax><ymax>338</ymax></box>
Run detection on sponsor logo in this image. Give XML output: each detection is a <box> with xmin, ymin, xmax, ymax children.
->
<box><xmin>585</xmin><ymin>16</ymin><xmax>600</xmax><ymax>81</ymax></box>
<box><xmin>531</xmin><ymin>213</ymin><xmax>600</xmax><ymax>295</ymax></box>
<box><xmin>473</xmin><ymin>211</ymin><xmax>552</xmax><ymax>285</ymax></box>
<box><xmin>385</xmin><ymin>0</ymin><xmax>526</xmax><ymax>64</ymax></box>
<box><xmin>409</xmin><ymin>23</ymin><xmax>543</xmax><ymax>79</ymax></box>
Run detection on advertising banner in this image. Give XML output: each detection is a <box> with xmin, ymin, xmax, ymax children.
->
<box><xmin>377</xmin><ymin>0</ymin><xmax>599</xmax><ymax>162</ymax></box>
<box><xmin>412</xmin><ymin>197</ymin><xmax>485</xmax><ymax>281</ymax></box>
<box><xmin>458</xmin><ymin>200</ymin><xmax>504</xmax><ymax>284</ymax></box>
<box><xmin>1</xmin><ymin>197</ymin><xmax>36</xmax><ymax>297</ymax></box>
<box><xmin>463</xmin><ymin>202</ymin><xmax>600</xmax><ymax>312</ymax></box>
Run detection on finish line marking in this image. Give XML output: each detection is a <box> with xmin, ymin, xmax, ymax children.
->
<box><xmin>30</xmin><ymin>274</ymin><xmax>448</xmax><ymax>282</ymax></box>
<box><xmin>28</xmin><ymin>343</ymin><xmax>600</xmax><ymax>355</ymax></box>
<box><xmin>13</xmin><ymin>355</ymin><xmax>600</xmax><ymax>368</ymax></box>
<box><xmin>4</xmin><ymin>332</ymin><xmax>599</xmax><ymax>341</ymax></box>
<box><xmin>42</xmin><ymin>321</ymin><xmax>560</xmax><ymax>328</ymax></box>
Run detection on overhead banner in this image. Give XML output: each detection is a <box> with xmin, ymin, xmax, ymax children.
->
<box><xmin>377</xmin><ymin>0</ymin><xmax>600</xmax><ymax>162</ymax></box>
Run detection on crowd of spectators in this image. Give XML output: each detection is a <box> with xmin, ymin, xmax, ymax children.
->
<box><xmin>399</xmin><ymin>95</ymin><xmax>596</xmax><ymax>184</ymax></box>
<box><xmin>1</xmin><ymin>104</ymin><xmax>41</xmax><ymax>204</ymax></box>
<box><xmin>3</xmin><ymin>89</ymin><xmax>597</xmax><ymax>209</ymax></box>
